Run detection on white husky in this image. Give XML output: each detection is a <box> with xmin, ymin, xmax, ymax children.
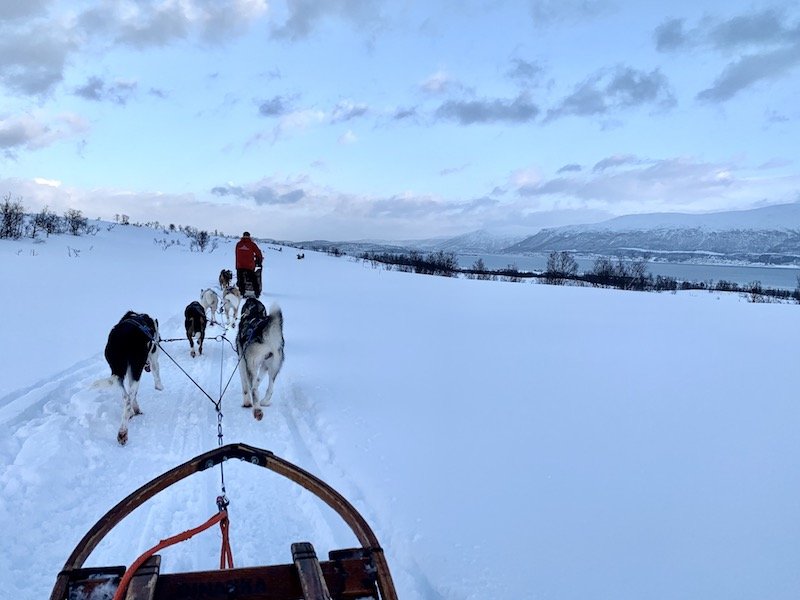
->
<box><xmin>222</xmin><ymin>285</ymin><xmax>242</xmax><ymax>327</ymax></box>
<box><xmin>200</xmin><ymin>288</ymin><xmax>219</xmax><ymax>324</ymax></box>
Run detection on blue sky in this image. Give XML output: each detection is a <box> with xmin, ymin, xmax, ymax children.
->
<box><xmin>1</xmin><ymin>0</ymin><xmax>799</xmax><ymax>241</ymax></box>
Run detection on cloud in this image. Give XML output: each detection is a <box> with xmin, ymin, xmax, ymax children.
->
<box><xmin>512</xmin><ymin>155</ymin><xmax>800</xmax><ymax>214</ymax></box>
<box><xmin>556</xmin><ymin>163</ymin><xmax>582</xmax><ymax>174</ymax></box>
<box><xmin>709</xmin><ymin>8</ymin><xmax>794</xmax><ymax>50</ymax></box>
<box><xmin>33</xmin><ymin>177</ymin><xmax>62</xmax><ymax>187</ymax></box>
<box><xmin>74</xmin><ymin>76</ymin><xmax>138</xmax><ymax>105</ymax></box>
<box><xmin>250</xmin><ymin>108</ymin><xmax>326</xmax><ymax>144</ymax></box>
<box><xmin>205</xmin><ymin>176</ymin><xmax>506</xmax><ymax>239</ymax></box>
<box><xmin>655</xmin><ymin>8</ymin><xmax>800</xmax><ymax>102</ymax></box>
<box><xmin>697</xmin><ymin>43</ymin><xmax>800</xmax><ymax>102</ymax></box>
<box><xmin>0</xmin><ymin>112</ymin><xmax>89</xmax><ymax>152</ymax></box>
<box><xmin>654</xmin><ymin>18</ymin><xmax>688</xmax><ymax>52</ymax></box>
<box><xmin>0</xmin><ymin>1</ymin><xmax>267</xmax><ymax>97</ymax></box>
<box><xmin>546</xmin><ymin>66</ymin><xmax>674</xmax><ymax>121</ymax></box>
<box><xmin>338</xmin><ymin>130</ymin><xmax>357</xmax><ymax>144</ymax></box>
<box><xmin>258</xmin><ymin>95</ymin><xmax>294</xmax><ymax>117</ymax></box>
<box><xmin>506</xmin><ymin>58</ymin><xmax>544</xmax><ymax>84</ymax></box>
<box><xmin>272</xmin><ymin>0</ymin><xmax>385</xmax><ymax>41</ymax></box>
<box><xmin>0</xmin><ymin>23</ymin><xmax>76</xmax><ymax>95</ymax></box>
<box><xmin>420</xmin><ymin>70</ymin><xmax>468</xmax><ymax>95</ymax></box>
<box><xmin>529</xmin><ymin>0</ymin><xmax>611</xmax><ymax>26</ymax></box>
<box><xmin>439</xmin><ymin>164</ymin><xmax>470</xmax><ymax>176</ymax></box>
<box><xmin>212</xmin><ymin>180</ymin><xmax>307</xmax><ymax>205</ymax></box>
<box><xmin>392</xmin><ymin>106</ymin><xmax>417</xmax><ymax>121</ymax></box>
<box><xmin>331</xmin><ymin>100</ymin><xmax>369</xmax><ymax>122</ymax></box>
<box><xmin>0</xmin><ymin>0</ymin><xmax>49</xmax><ymax>20</ymax></box>
<box><xmin>435</xmin><ymin>94</ymin><xmax>540</xmax><ymax>124</ymax></box>
<box><xmin>592</xmin><ymin>154</ymin><xmax>639</xmax><ymax>172</ymax></box>
<box><xmin>78</xmin><ymin>0</ymin><xmax>268</xmax><ymax>47</ymax></box>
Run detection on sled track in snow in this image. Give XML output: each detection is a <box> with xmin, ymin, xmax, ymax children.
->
<box><xmin>0</xmin><ymin>307</ymin><xmax>419</xmax><ymax>599</ymax></box>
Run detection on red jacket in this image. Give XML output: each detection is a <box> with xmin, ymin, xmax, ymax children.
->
<box><xmin>235</xmin><ymin>237</ymin><xmax>263</xmax><ymax>270</ymax></box>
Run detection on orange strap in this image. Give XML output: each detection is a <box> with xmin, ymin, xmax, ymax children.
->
<box><xmin>219</xmin><ymin>514</ymin><xmax>234</xmax><ymax>569</ymax></box>
<box><xmin>112</xmin><ymin>510</ymin><xmax>233</xmax><ymax>600</ymax></box>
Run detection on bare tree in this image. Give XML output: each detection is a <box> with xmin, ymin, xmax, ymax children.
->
<box><xmin>0</xmin><ymin>193</ymin><xmax>25</xmax><ymax>239</ymax></box>
<box><xmin>545</xmin><ymin>251</ymin><xmax>578</xmax><ymax>284</ymax></box>
<box><xmin>33</xmin><ymin>205</ymin><xmax>61</xmax><ymax>237</ymax></box>
<box><xmin>64</xmin><ymin>208</ymin><xmax>88</xmax><ymax>235</ymax></box>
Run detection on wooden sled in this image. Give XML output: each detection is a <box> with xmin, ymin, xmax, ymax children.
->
<box><xmin>50</xmin><ymin>443</ymin><xmax>398</xmax><ymax>600</ymax></box>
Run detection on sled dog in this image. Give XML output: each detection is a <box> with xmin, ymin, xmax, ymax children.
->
<box><xmin>219</xmin><ymin>268</ymin><xmax>233</xmax><ymax>290</ymax></box>
<box><xmin>236</xmin><ymin>298</ymin><xmax>284</xmax><ymax>421</ymax></box>
<box><xmin>222</xmin><ymin>285</ymin><xmax>242</xmax><ymax>326</ymax></box>
<box><xmin>95</xmin><ymin>311</ymin><xmax>163</xmax><ymax>445</ymax></box>
<box><xmin>184</xmin><ymin>300</ymin><xmax>207</xmax><ymax>357</ymax></box>
<box><xmin>200</xmin><ymin>288</ymin><xmax>219</xmax><ymax>323</ymax></box>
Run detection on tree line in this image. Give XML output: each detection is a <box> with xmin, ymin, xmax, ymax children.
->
<box><xmin>0</xmin><ymin>194</ymin><xmax>217</xmax><ymax>253</ymax></box>
<box><xmin>356</xmin><ymin>248</ymin><xmax>800</xmax><ymax>303</ymax></box>
<box><xmin>0</xmin><ymin>193</ymin><xmax>95</xmax><ymax>239</ymax></box>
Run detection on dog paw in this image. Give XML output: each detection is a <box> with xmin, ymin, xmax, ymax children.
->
<box><xmin>155</xmin><ymin>382</ymin><xmax>164</xmax><ymax>391</ymax></box>
<box><xmin>191</xmin><ymin>350</ymin><xmax>196</xmax><ymax>358</ymax></box>
<box><xmin>253</xmin><ymin>408</ymin><xmax>263</xmax><ymax>421</ymax></box>
<box><xmin>117</xmin><ymin>430</ymin><xmax>128</xmax><ymax>445</ymax></box>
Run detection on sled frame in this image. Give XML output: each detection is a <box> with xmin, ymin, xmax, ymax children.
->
<box><xmin>50</xmin><ymin>442</ymin><xmax>397</xmax><ymax>600</ymax></box>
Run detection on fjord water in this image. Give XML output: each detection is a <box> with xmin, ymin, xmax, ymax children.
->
<box><xmin>459</xmin><ymin>253</ymin><xmax>800</xmax><ymax>290</ymax></box>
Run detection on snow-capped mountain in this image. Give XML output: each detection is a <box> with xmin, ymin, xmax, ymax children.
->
<box><xmin>291</xmin><ymin>230</ymin><xmax>525</xmax><ymax>255</ymax></box>
<box><xmin>425</xmin><ymin>229</ymin><xmax>526</xmax><ymax>253</ymax></box>
<box><xmin>506</xmin><ymin>202</ymin><xmax>800</xmax><ymax>262</ymax></box>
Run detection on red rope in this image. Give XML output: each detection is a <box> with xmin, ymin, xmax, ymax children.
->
<box><xmin>112</xmin><ymin>510</ymin><xmax>233</xmax><ymax>600</ymax></box>
<box><xmin>219</xmin><ymin>514</ymin><xmax>234</xmax><ymax>569</ymax></box>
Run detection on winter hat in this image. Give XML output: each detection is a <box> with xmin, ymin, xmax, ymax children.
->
<box><xmin>243</xmin><ymin>231</ymin><xmax>251</xmax><ymax>237</ymax></box>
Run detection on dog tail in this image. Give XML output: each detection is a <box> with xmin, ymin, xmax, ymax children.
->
<box><xmin>268</xmin><ymin>302</ymin><xmax>282</xmax><ymax>318</ymax></box>
<box><xmin>268</xmin><ymin>303</ymin><xmax>283</xmax><ymax>334</ymax></box>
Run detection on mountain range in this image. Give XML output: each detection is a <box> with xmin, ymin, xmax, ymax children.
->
<box><xmin>290</xmin><ymin>202</ymin><xmax>800</xmax><ymax>265</ymax></box>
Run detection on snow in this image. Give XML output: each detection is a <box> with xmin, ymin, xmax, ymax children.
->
<box><xmin>1</xmin><ymin>223</ymin><xmax>800</xmax><ymax>600</ymax></box>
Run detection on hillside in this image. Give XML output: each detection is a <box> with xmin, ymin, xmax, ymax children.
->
<box><xmin>1</xmin><ymin>223</ymin><xmax>799</xmax><ymax>600</ymax></box>
<box><xmin>506</xmin><ymin>202</ymin><xmax>800</xmax><ymax>263</ymax></box>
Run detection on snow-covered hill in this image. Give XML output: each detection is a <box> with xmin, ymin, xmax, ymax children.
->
<box><xmin>507</xmin><ymin>202</ymin><xmax>800</xmax><ymax>262</ymax></box>
<box><xmin>1</xmin><ymin>223</ymin><xmax>799</xmax><ymax>600</ymax></box>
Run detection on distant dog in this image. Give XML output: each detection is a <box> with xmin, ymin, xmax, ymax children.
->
<box><xmin>184</xmin><ymin>301</ymin><xmax>207</xmax><ymax>357</ymax></box>
<box><xmin>219</xmin><ymin>269</ymin><xmax>233</xmax><ymax>290</ymax></box>
<box><xmin>200</xmin><ymin>288</ymin><xmax>219</xmax><ymax>324</ymax></box>
<box><xmin>95</xmin><ymin>311</ymin><xmax>163</xmax><ymax>445</ymax></box>
<box><xmin>222</xmin><ymin>285</ymin><xmax>242</xmax><ymax>326</ymax></box>
<box><xmin>236</xmin><ymin>298</ymin><xmax>284</xmax><ymax>421</ymax></box>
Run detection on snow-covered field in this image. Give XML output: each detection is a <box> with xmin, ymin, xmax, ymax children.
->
<box><xmin>1</xmin><ymin>223</ymin><xmax>799</xmax><ymax>599</ymax></box>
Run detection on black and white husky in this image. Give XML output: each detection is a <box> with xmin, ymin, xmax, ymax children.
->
<box><xmin>236</xmin><ymin>298</ymin><xmax>284</xmax><ymax>421</ymax></box>
<box><xmin>184</xmin><ymin>300</ymin><xmax>207</xmax><ymax>357</ymax></box>
<box><xmin>95</xmin><ymin>311</ymin><xmax>163</xmax><ymax>445</ymax></box>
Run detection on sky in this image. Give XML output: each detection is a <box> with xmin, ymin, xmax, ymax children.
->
<box><xmin>2</xmin><ymin>224</ymin><xmax>800</xmax><ymax>600</ymax></box>
<box><xmin>1</xmin><ymin>0</ymin><xmax>799</xmax><ymax>241</ymax></box>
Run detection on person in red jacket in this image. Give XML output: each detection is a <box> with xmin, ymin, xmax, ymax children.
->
<box><xmin>235</xmin><ymin>231</ymin><xmax>264</xmax><ymax>298</ymax></box>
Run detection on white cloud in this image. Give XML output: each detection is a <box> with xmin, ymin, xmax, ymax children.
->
<box><xmin>420</xmin><ymin>70</ymin><xmax>466</xmax><ymax>95</ymax></box>
<box><xmin>338</xmin><ymin>130</ymin><xmax>357</xmax><ymax>144</ymax></box>
<box><xmin>33</xmin><ymin>177</ymin><xmax>62</xmax><ymax>187</ymax></box>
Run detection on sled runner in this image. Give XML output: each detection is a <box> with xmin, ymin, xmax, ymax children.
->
<box><xmin>50</xmin><ymin>443</ymin><xmax>398</xmax><ymax>600</ymax></box>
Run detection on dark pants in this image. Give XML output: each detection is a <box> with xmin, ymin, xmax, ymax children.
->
<box><xmin>236</xmin><ymin>268</ymin><xmax>261</xmax><ymax>298</ymax></box>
